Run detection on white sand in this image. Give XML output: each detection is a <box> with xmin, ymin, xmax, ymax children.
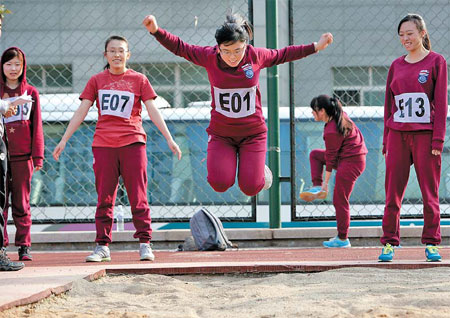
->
<box><xmin>2</xmin><ymin>267</ymin><xmax>450</xmax><ymax>318</ymax></box>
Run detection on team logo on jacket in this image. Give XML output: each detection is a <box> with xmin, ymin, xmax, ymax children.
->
<box><xmin>241</xmin><ymin>63</ymin><xmax>254</xmax><ymax>79</ymax></box>
<box><xmin>418</xmin><ymin>70</ymin><xmax>429</xmax><ymax>84</ymax></box>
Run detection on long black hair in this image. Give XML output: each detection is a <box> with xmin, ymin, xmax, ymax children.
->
<box><xmin>310</xmin><ymin>95</ymin><xmax>353</xmax><ymax>137</ymax></box>
<box><xmin>103</xmin><ymin>35</ymin><xmax>129</xmax><ymax>70</ymax></box>
<box><xmin>398</xmin><ymin>13</ymin><xmax>431</xmax><ymax>51</ymax></box>
<box><xmin>215</xmin><ymin>13</ymin><xmax>253</xmax><ymax>46</ymax></box>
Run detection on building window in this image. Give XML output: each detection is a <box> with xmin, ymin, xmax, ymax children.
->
<box><xmin>332</xmin><ymin>66</ymin><xmax>389</xmax><ymax>106</ymax></box>
<box><xmin>27</xmin><ymin>64</ymin><xmax>73</xmax><ymax>93</ymax></box>
<box><xmin>129</xmin><ymin>63</ymin><xmax>210</xmax><ymax>108</ymax></box>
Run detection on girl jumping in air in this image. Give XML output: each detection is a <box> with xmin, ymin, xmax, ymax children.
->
<box><xmin>142</xmin><ymin>13</ymin><xmax>333</xmax><ymax>197</ymax></box>
<box><xmin>53</xmin><ymin>35</ymin><xmax>181</xmax><ymax>262</ymax></box>
<box><xmin>299</xmin><ymin>95</ymin><xmax>367</xmax><ymax>248</ymax></box>
<box><xmin>379</xmin><ymin>14</ymin><xmax>447</xmax><ymax>262</ymax></box>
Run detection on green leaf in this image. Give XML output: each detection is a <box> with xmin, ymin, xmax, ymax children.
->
<box><xmin>0</xmin><ymin>4</ymin><xmax>12</xmax><ymax>18</ymax></box>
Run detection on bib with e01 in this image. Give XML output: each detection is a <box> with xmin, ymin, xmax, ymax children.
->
<box><xmin>393</xmin><ymin>93</ymin><xmax>430</xmax><ymax>123</ymax></box>
<box><xmin>98</xmin><ymin>89</ymin><xmax>135</xmax><ymax>119</ymax></box>
<box><xmin>214</xmin><ymin>86</ymin><xmax>256</xmax><ymax>118</ymax></box>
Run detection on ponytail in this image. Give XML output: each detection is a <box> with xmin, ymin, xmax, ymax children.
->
<box><xmin>310</xmin><ymin>95</ymin><xmax>353</xmax><ymax>136</ymax></box>
<box><xmin>330</xmin><ymin>97</ymin><xmax>352</xmax><ymax>136</ymax></box>
<box><xmin>422</xmin><ymin>33</ymin><xmax>431</xmax><ymax>51</ymax></box>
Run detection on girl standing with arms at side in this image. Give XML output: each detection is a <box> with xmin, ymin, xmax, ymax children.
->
<box><xmin>0</xmin><ymin>10</ymin><xmax>32</xmax><ymax>271</ymax></box>
<box><xmin>0</xmin><ymin>47</ymin><xmax>44</xmax><ymax>261</ymax></box>
<box><xmin>299</xmin><ymin>95</ymin><xmax>367</xmax><ymax>248</ymax></box>
<box><xmin>53</xmin><ymin>35</ymin><xmax>181</xmax><ymax>262</ymax></box>
<box><xmin>379</xmin><ymin>14</ymin><xmax>447</xmax><ymax>262</ymax></box>
<box><xmin>142</xmin><ymin>13</ymin><xmax>333</xmax><ymax>197</ymax></box>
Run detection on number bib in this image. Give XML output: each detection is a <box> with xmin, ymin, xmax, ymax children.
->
<box><xmin>213</xmin><ymin>86</ymin><xmax>256</xmax><ymax>118</ymax></box>
<box><xmin>98</xmin><ymin>89</ymin><xmax>135</xmax><ymax>119</ymax></box>
<box><xmin>393</xmin><ymin>93</ymin><xmax>430</xmax><ymax>123</ymax></box>
<box><xmin>3</xmin><ymin>95</ymin><xmax>32</xmax><ymax>123</ymax></box>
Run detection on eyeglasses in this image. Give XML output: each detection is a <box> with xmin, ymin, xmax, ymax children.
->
<box><xmin>219</xmin><ymin>46</ymin><xmax>246</xmax><ymax>56</ymax></box>
<box><xmin>105</xmin><ymin>49</ymin><xmax>129</xmax><ymax>55</ymax></box>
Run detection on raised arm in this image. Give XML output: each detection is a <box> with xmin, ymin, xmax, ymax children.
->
<box><xmin>259</xmin><ymin>33</ymin><xmax>333</xmax><ymax>68</ymax></box>
<box><xmin>52</xmin><ymin>99</ymin><xmax>93</xmax><ymax>161</ymax></box>
<box><xmin>142</xmin><ymin>15</ymin><xmax>209</xmax><ymax>67</ymax></box>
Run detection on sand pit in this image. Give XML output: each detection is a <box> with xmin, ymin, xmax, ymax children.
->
<box><xmin>2</xmin><ymin>267</ymin><xmax>450</xmax><ymax>318</ymax></box>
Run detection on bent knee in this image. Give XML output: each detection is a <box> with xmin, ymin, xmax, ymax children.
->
<box><xmin>208</xmin><ymin>177</ymin><xmax>234</xmax><ymax>193</ymax></box>
<box><xmin>239</xmin><ymin>182</ymin><xmax>262</xmax><ymax>197</ymax></box>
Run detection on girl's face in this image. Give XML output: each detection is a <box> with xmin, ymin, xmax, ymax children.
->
<box><xmin>3</xmin><ymin>56</ymin><xmax>23</xmax><ymax>82</ymax></box>
<box><xmin>219</xmin><ymin>41</ymin><xmax>246</xmax><ymax>67</ymax></box>
<box><xmin>104</xmin><ymin>39</ymin><xmax>130</xmax><ymax>71</ymax></box>
<box><xmin>398</xmin><ymin>21</ymin><xmax>425</xmax><ymax>52</ymax></box>
<box><xmin>312</xmin><ymin>108</ymin><xmax>327</xmax><ymax>122</ymax></box>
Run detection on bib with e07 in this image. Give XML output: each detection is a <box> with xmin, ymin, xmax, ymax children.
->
<box><xmin>98</xmin><ymin>89</ymin><xmax>135</xmax><ymax>119</ymax></box>
<box><xmin>214</xmin><ymin>86</ymin><xmax>256</xmax><ymax>118</ymax></box>
<box><xmin>394</xmin><ymin>93</ymin><xmax>430</xmax><ymax>123</ymax></box>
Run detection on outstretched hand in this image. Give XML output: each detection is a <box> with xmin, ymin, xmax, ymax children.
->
<box><xmin>168</xmin><ymin>139</ymin><xmax>182</xmax><ymax>160</ymax></box>
<box><xmin>142</xmin><ymin>15</ymin><xmax>159</xmax><ymax>34</ymax></box>
<box><xmin>52</xmin><ymin>140</ymin><xmax>66</xmax><ymax>161</ymax></box>
<box><xmin>315</xmin><ymin>33</ymin><xmax>333</xmax><ymax>52</ymax></box>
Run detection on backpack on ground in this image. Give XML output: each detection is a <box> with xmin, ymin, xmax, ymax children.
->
<box><xmin>190</xmin><ymin>208</ymin><xmax>236</xmax><ymax>251</ymax></box>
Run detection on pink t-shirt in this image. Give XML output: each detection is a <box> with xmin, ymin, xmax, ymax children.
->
<box><xmin>80</xmin><ymin>69</ymin><xmax>157</xmax><ymax>147</ymax></box>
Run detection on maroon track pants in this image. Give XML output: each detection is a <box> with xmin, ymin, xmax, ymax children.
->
<box><xmin>92</xmin><ymin>143</ymin><xmax>152</xmax><ymax>245</ymax></box>
<box><xmin>309</xmin><ymin>149</ymin><xmax>366</xmax><ymax>239</ymax></box>
<box><xmin>381</xmin><ymin>130</ymin><xmax>441</xmax><ymax>246</ymax></box>
<box><xmin>3</xmin><ymin>159</ymin><xmax>33</xmax><ymax>247</ymax></box>
<box><xmin>207</xmin><ymin>132</ymin><xmax>267</xmax><ymax>196</ymax></box>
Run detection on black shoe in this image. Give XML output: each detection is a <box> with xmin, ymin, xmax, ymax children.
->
<box><xmin>0</xmin><ymin>248</ymin><xmax>24</xmax><ymax>271</ymax></box>
<box><xmin>18</xmin><ymin>246</ymin><xmax>32</xmax><ymax>261</ymax></box>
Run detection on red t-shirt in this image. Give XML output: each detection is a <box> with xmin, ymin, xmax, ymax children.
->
<box><xmin>80</xmin><ymin>69</ymin><xmax>157</xmax><ymax>147</ymax></box>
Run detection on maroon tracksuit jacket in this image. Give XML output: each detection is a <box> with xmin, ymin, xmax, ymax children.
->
<box><xmin>0</xmin><ymin>47</ymin><xmax>44</xmax><ymax>247</ymax></box>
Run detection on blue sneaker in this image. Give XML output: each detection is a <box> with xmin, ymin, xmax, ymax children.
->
<box><xmin>425</xmin><ymin>245</ymin><xmax>442</xmax><ymax>262</ymax></box>
<box><xmin>378</xmin><ymin>243</ymin><xmax>394</xmax><ymax>262</ymax></box>
<box><xmin>323</xmin><ymin>236</ymin><xmax>351</xmax><ymax>248</ymax></box>
<box><xmin>299</xmin><ymin>186</ymin><xmax>327</xmax><ymax>202</ymax></box>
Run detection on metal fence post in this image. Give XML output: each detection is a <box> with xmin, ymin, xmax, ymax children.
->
<box><xmin>266</xmin><ymin>0</ymin><xmax>281</xmax><ymax>228</ymax></box>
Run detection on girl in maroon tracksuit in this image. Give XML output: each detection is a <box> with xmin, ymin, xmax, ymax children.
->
<box><xmin>0</xmin><ymin>47</ymin><xmax>44</xmax><ymax>261</ymax></box>
<box><xmin>379</xmin><ymin>14</ymin><xmax>447</xmax><ymax>262</ymax></box>
<box><xmin>300</xmin><ymin>95</ymin><xmax>367</xmax><ymax>248</ymax></box>
<box><xmin>143</xmin><ymin>13</ymin><xmax>333</xmax><ymax>196</ymax></box>
<box><xmin>53</xmin><ymin>35</ymin><xmax>181</xmax><ymax>263</ymax></box>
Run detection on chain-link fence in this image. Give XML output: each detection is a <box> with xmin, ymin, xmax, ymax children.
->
<box><xmin>2</xmin><ymin>0</ymin><xmax>253</xmax><ymax>223</ymax></box>
<box><xmin>291</xmin><ymin>0</ymin><xmax>450</xmax><ymax>220</ymax></box>
<box><xmin>0</xmin><ymin>0</ymin><xmax>449</xmax><ymax>223</ymax></box>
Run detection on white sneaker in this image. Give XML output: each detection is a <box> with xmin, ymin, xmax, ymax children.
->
<box><xmin>140</xmin><ymin>243</ymin><xmax>155</xmax><ymax>261</ymax></box>
<box><xmin>263</xmin><ymin>165</ymin><xmax>273</xmax><ymax>190</ymax></box>
<box><xmin>85</xmin><ymin>245</ymin><xmax>111</xmax><ymax>262</ymax></box>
